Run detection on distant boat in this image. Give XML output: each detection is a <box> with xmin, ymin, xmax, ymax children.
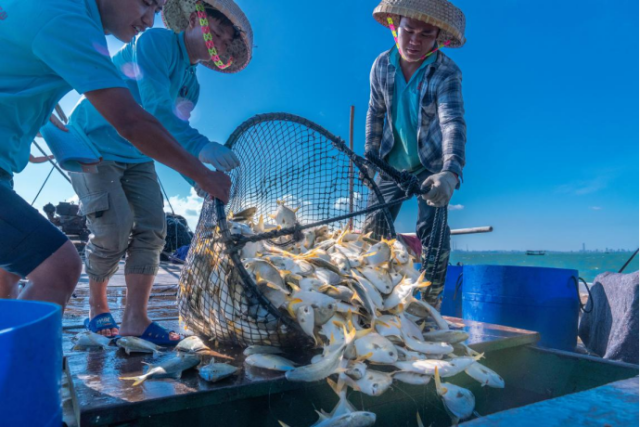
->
<box><xmin>526</xmin><ymin>250</ymin><xmax>546</xmax><ymax>256</ymax></box>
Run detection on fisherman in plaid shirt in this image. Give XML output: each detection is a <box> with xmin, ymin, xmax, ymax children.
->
<box><xmin>364</xmin><ymin>0</ymin><xmax>467</xmax><ymax>307</ymax></box>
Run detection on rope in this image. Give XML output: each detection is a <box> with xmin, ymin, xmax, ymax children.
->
<box><xmin>158</xmin><ymin>176</ymin><xmax>175</xmax><ymax>215</ymax></box>
<box><xmin>31</xmin><ymin>166</ymin><xmax>55</xmax><ymax>206</ymax></box>
<box><xmin>619</xmin><ymin>248</ymin><xmax>639</xmax><ymax>273</ymax></box>
<box><xmin>32</xmin><ymin>140</ymin><xmax>71</xmax><ymax>184</ymax></box>
<box><xmin>572</xmin><ymin>276</ymin><xmax>594</xmax><ymax>313</ymax></box>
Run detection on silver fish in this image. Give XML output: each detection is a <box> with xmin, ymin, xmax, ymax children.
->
<box><xmin>72</xmin><ymin>331</ymin><xmax>112</xmax><ymax>351</ymax></box>
<box><xmin>423</xmin><ymin>330</ymin><xmax>469</xmax><ymax>344</ymax></box>
<box><xmin>243</xmin><ymin>345</ymin><xmax>284</xmax><ymax>356</ymax></box>
<box><xmin>198</xmin><ymin>361</ymin><xmax>239</xmax><ymax>383</ymax></box>
<box><xmin>435</xmin><ymin>367</ymin><xmax>475</xmax><ymax>422</ymax></box>
<box><xmin>393</xmin><ymin>372</ymin><xmax>432</xmax><ymax>385</ymax></box>
<box><xmin>175</xmin><ymin>336</ymin><xmax>210</xmax><ymax>353</ymax></box>
<box><xmin>353</xmin><ymin>332</ymin><xmax>398</xmax><ymax>364</ymax></box>
<box><xmin>120</xmin><ymin>354</ymin><xmax>200</xmax><ymax>386</ymax></box>
<box><xmin>285</xmin><ymin>327</ymin><xmax>355</xmax><ymax>382</ymax></box>
<box><xmin>245</xmin><ymin>354</ymin><xmax>297</xmax><ymax>371</ymax></box>
<box><xmin>343</xmin><ymin>368</ymin><xmax>393</xmax><ymax>397</ymax></box>
<box><xmin>465</xmin><ymin>362</ymin><xmax>505</xmax><ymax>388</ymax></box>
<box><xmin>116</xmin><ymin>336</ymin><xmax>163</xmax><ymax>356</ymax></box>
<box><xmin>296</xmin><ymin>304</ymin><xmax>316</xmax><ymax>341</ymax></box>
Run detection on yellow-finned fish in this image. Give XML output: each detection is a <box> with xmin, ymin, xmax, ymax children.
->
<box><xmin>435</xmin><ymin>367</ymin><xmax>476</xmax><ymax>423</ymax></box>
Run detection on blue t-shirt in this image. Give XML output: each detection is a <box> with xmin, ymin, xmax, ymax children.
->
<box><xmin>68</xmin><ymin>29</ymin><xmax>207</xmax><ymax>164</ymax></box>
<box><xmin>386</xmin><ymin>47</ymin><xmax>436</xmax><ymax>173</ymax></box>
<box><xmin>0</xmin><ymin>0</ymin><xmax>126</xmax><ymax>175</ymax></box>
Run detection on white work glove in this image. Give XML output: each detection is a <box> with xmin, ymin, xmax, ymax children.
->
<box><xmin>421</xmin><ymin>171</ymin><xmax>458</xmax><ymax>207</ymax></box>
<box><xmin>198</xmin><ymin>142</ymin><xmax>240</xmax><ymax>172</ymax></box>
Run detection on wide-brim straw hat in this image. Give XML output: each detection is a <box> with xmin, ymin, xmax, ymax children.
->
<box><xmin>373</xmin><ymin>0</ymin><xmax>466</xmax><ymax>48</ymax></box>
<box><xmin>162</xmin><ymin>0</ymin><xmax>253</xmax><ymax>73</ymax></box>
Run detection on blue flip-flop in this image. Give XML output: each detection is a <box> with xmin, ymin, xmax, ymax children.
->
<box><xmin>135</xmin><ymin>321</ymin><xmax>180</xmax><ymax>347</ymax></box>
<box><xmin>84</xmin><ymin>313</ymin><xmax>119</xmax><ymax>335</ymax></box>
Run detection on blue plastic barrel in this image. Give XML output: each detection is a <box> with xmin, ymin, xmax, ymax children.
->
<box><xmin>462</xmin><ymin>265</ymin><xmax>580</xmax><ymax>351</ymax></box>
<box><xmin>0</xmin><ymin>300</ymin><xmax>62</xmax><ymax>427</ymax></box>
<box><xmin>440</xmin><ymin>265</ymin><xmax>463</xmax><ymax>318</ymax></box>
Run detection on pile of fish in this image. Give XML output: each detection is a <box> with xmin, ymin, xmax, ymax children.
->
<box><xmin>182</xmin><ymin>201</ymin><xmax>505</xmax><ymax>425</ymax></box>
<box><xmin>73</xmin><ymin>331</ymin><xmax>240</xmax><ymax>386</ymax></box>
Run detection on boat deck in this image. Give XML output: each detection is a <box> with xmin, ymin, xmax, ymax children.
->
<box><xmin>61</xmin><ymin>261</ymin><xmax>541</xmax><ymax>427</ymax></box>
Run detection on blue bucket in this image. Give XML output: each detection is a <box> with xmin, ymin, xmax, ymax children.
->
<box><xmin>462</xmin><ymin>265</ymin><xmax>580</xmax><ymax>351</ymax></box>
<box><xmin>0</xmin><ymin>300</ymin><xmax>62</xmax><ymax>427</ymax></box>
<box><xmin>440</xmin><ymin>265</ymin><xmax>463</xmax><ymax>318</ymax></box>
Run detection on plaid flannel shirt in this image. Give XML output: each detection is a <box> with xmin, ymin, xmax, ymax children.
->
<box><xmin>365</xmin><ymin>49</ymin><xmax>467</xmax><ymax>181</ymax></box>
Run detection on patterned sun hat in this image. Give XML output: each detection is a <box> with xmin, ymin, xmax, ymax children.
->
<box><xmin>162</xmin><ymin>0</ymin><xmax>253</xmax><ymax>73</ymax></box>
<box><xmin>373</xmin><ymin>0</ymin><xmax>466</xmax><ymax>48</ymax></box>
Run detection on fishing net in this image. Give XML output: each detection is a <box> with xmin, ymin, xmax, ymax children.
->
<box><xmin>178</xmin><ymin>113</ymin><xmax>426</xmax><ymax>348</ymax></box>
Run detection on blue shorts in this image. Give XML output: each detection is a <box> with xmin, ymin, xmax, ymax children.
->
<box><xmin>0</xmin><ymin>168</ymin><xmax>68</xmax><ymax>278</ymax></box>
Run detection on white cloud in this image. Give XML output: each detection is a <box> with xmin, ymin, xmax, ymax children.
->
<box><xmin>167</xmin><ymin>188</ymin><xmax>204</xmax><ymax>230</ymax></box>
<box><xmin>556</xmin><ymin>177</ymin><xmax>610</xmax><ymax>195</ymax></box>
<box><xmin>334</xmin><ymin>192</ymin><xmax>362</xmax><ymax>210</ymax></box>
<box><xmin>448</xmin><ymin>204</ymin><xmax>464</xmax><ymax>211</ymax></box>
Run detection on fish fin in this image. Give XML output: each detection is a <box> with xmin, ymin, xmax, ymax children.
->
<box><xmin>329</xmin><ymin>332</ymin><xmax>335</xmax><ymax>346</ymax></box>
<box><xmin>314</xmin><ymin>410</ymin><xmax>329</xmax><ymax>421</ymax></box>
<box><xmin>434</xmin><ymin>367</ymin><xmax>446</xmax><ymax>395</ymax></box>
<box><xmin>277</xmin><ymin>421</ymin><xmax>291</xmax><ymax>427</ymax></box>
<box><xmin>355</xmin><ymin>326</ymin><xmax>374</xmax><ymax>340</ymax></box>
<box><xmin>119</xmin><ymin>375</ymin><xmax>146</xmax><ymax>386</ymax></box>
<box><xmin>355</xmin><ymin>351</ymin><xmax>373</xmax><ymax>362</ymax></box>
<box><xmin>344</xmin><ymin>323</ymin><xmax>357</xmax><ymax>346</ymax></box>
<box><xmin>340</xmin><ymin>373</ymin><xmax>361</xmax><ymax>391</ymax></box>
<box><xmin>286</xmin><ymin>297</ymin><xmax>303</xmax><ymax>317</ymax></box>
<box><xmin>326</xmin><ymin>377</ymin><xmax>341</xmax><ymax>396</ymax></box>
<box><xmin>264</xmin><ymin>282</ymin><xmax>283</xmax><ymax>291</ymax></box>
<box><xmin>361</xmin><ymin>250</ymin><xmax>378</xmax><ymax>259</ymax></box>
<box><xmin>417</xmin><ymin>412</ymin><xmax>425</xmax><ymax>427</ymax></box>
<box><xmin>419</xmin><ymin>322</ymin><xmax>427</xmax><ymax>332</ymax></box>
<box><xmin>293</xmin><ymin>206</ymin><xmax>300</xmax><ymax>213</ymax></box>
<box><xmin>332</xmin><ymin>320</ymin><xmax>345</xmax><ymax>328</ymax></box>
<box><xmin>286</xmin><ymin>282</ymin><xmax>301</xmax><ymax>292</ymax></box>
<box><xmin>373</xmin><ymin>319</ymin><xmax>390</xmax><ymax>328</ymax></box>
<box><xmin>228</xmin><ymin>210</ymin><xmax>234</xmax><ymax>219</ymax></box>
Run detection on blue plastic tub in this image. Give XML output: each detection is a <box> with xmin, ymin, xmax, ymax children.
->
<box><xmin>440</xmin><ymin>265</ymin><xmax>463</xmax><ymax>318</ymax></box>
<box><xmin>462</xmin><ymin>265</ymin><xmax>580</xmax><ymax>351</ymax></box>
<box><xmin>0</xmin><ymin>300</ymin><xmax>62</xmax><ymax>427</ymax></box>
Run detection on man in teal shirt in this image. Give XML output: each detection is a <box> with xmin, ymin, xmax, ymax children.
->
<box><xmin>0</xmin><ymin>0</ymin><xmax>233</xmax><ymax>310</ymax></box>
<box><xmin>55</xmin><ymin>0</ymin><xmax>253</xmax><ymax>344</ymax></box>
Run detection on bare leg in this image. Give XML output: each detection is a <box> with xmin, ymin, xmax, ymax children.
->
<box><xmin>118</xmin><ymin>273</ymin><xmax>179</xmax><ymax>341</ymax></box>
<box><xmin>88</xmin><ymin>278</ymin><xmax>119</xmax><ymax>337</ymax></box>
<box><xmin>19</xmin><ymin>240</ymin><xmax>81</xmax><ymax>309</ymax></box>
<box><xmin>0</xmin><ymin>268</ymin><xmax>21</xmax><ymax>299</ymax></box>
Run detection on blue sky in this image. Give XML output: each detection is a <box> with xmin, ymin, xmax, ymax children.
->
<box><xmin>15</xmin><ymin>0</ymin><xmax>638</xmax><ymax>251</ymax></box>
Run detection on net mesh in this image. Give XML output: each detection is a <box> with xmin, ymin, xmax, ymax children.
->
<box><xmin>178</xmin><ymin>113</ymin><xmax>393</xmax><ymax>348</ymax></box>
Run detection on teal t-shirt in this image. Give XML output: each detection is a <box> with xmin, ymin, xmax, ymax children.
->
<box><xmin>386</xmin><ymin>47</ymin><xmax>436</xmax><ymax>173</ymax></box>
<box><xmin>0</xmin><ymin>0</ymin><xmax>126</xmax><ymax>175</ymax></box>
<box><xmin>68</xmin><ymin>29</ymin><xmax>207</xmax><ymax>164</ymax></box>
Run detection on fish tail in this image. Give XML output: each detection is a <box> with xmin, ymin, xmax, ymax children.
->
<box><xmin>119</xmin><ymin>374</ymin><xmax>147</xmax><ymax>386</ymax></box>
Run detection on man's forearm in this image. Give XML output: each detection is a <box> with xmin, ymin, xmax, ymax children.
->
<box><xmin>117</xmin><ymin>112</ymin><xmax>209</xmax><ymax>183</ymax></box>
<box><xmin>365</xmin><ymin>107</ymin><xmax>384</xmax><ymax>154</ymax></box>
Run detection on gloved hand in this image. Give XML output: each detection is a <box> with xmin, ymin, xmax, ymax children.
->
<box><xmin>198</xmin><ymin>142</ymin><xmax>240</xmax><ymax>172</ymax></box>
<box><xmin>421</xmin><ymin>171</ymin><xmax>458</xmax><ymax>207</ymax></box>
